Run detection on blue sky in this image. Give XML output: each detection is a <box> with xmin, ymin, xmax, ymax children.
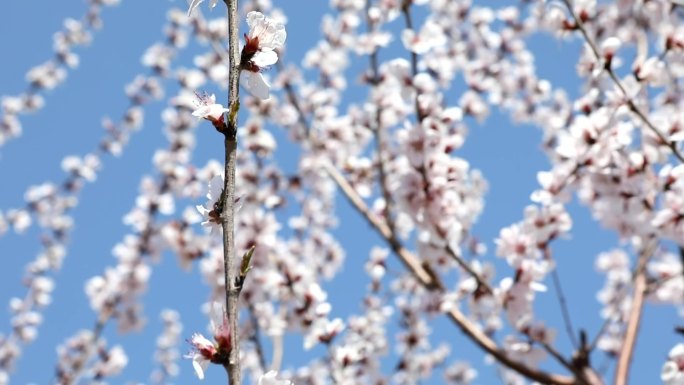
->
<box><xmin>0</xmin><ymin>1</ymin><xmax>679</xmax><ymax>384</ymax></box>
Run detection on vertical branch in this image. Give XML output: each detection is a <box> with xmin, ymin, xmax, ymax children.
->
<box><xmin>222</xmin><ymin>0</ymin><xmax>241</xmax><ymax>384</ymax></box>
<box><xmin>613</xmin><ymin>241</ymin><xmax>655</xmax><ymax>385</ymax></box>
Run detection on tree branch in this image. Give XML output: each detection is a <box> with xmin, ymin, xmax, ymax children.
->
<box><xmin>561</xmin><ymin>0</ymin><xmax>684</xmax><ymax>163</ymax></box>
<box><xmin>552</xmin><ymin>268</ymin><xmax>579</xmax><ymax>349</ymax></box>
<box><xmin>271</xmin><ymin>15</ymin><xmax>600</xmax><ymax>379</ymax></box>
<box><xmin>613</xmin><ymin>240</ymin><xmax>655</xmax><ymax>385</ymax></box>
<box><xmin>221</xmin><ymin>0</ymin><xmax>242</xmax><ymax>384</ymax></box>
<box><xmin>324</xmin><ymin>159</ymin><xmax>589</xmax><ymax>385</ymax></box>
<box><xmin>400</xmin><ymin>1</ymin><xmax>492</xmax><ymax>294</ymax></box>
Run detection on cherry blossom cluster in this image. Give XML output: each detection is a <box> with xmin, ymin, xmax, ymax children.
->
<box><xmin>189</xmin><ymin>8</ymin><xmax>286</xmax><ymax>115</ymax></box>
<box><xmin>150</xmin><ymin>309</ymin><xmax>183</xmax><ymax>384</ymax></box>
<box><xmin>0</xmin><ymin>11</ymin><xmax>191</xmax><ymax>381</ymax></box>
<box><xmin>55</xmin><ymin>330</ymin><xmax>127</xmax><ymax>385</ymax></box>
<box><xmin>260</xmin><ymin>0</ymin><xmax>489</xmax><ymax>382</ymax></box>
<box><xmin>0</xmin><ymin>0</ymin><xmax>120</xmax><ymax>148</ymax></box>
<box><xmin>495</xmin><ymin>204</ymin><xmax>571</xmax><ymax>329</ymax></box>
<box><xmin>594</xmin><ymin>249</ymin><xmax>632</xmax><ymax>355</ymax></box>
<box><xmin>47</xmin><ymin>28</ymin><xmax>205</xmax><ymax>382</ymax></box>
<box><xmin>85</xmin><ymin>60</ymin><xmax>213</xmax><ymax>335</ymax></box>
<box><xmin>393</xmin><ymin>283</ymin><xmax>450</xmax><ymax>385</ymax></box>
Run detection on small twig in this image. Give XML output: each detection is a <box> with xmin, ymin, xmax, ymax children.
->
<box><xmin>540</xmin><ymin>341</ymin><xmax>579</xmax><ymax>376</ymax></box>
<box><xmin>588</xmin><ymin>317</ymin><xmax>613</xmax><ymax>354</ymax></box>
<box><xmin>444</xmin><ymin>307</ymin><xmax>576</xmax><ymax>385</ymax></box>
<box><xmin>365</xmin><ymin>0</ymin><xmax>393</xmax><ymax>225</ymax></box>
<box><xmin>561</xmin><ymin>0</ymin><xmax>684</xmax><ymax>163</ymax></box>
<box><xmin>551</xmin><ymin>269</ymin><xmax>579</xmax><ymax>349</ymax></box>
<box><xmin>679</xmin><ymin>246</ymin><xmax>684</xmax><ymax>279</ymax></box>
<box><xmin>54</xmin><ymin>318</ymin><xmax>107</xmax><ymax>385</ymax></box>
<box><xmin>270</xmin><ymin>309</ymin><xmax>285</xmax><ymax>371</ymax></box>
<box><xmin>246</xmin><ymin>302</ymin><xmax>267</xmax><ymax>373</ymax></box>
<box><xmin>401</xmin><ymin>1</ymin><xmax>419</xmax><ymax>87</ymax></box>
<box><xmin>445</xmin><ymin>244</ymin><xmax>493</xmax><ymax>294</ymax></box>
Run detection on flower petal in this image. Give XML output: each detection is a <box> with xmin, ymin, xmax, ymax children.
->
<box><xmin>241</xmin><ymin>71</ymin><xmax>271</xmax><ymax>100</ymax></box>
<box><xmin>252</xmin><ymin>51</ymin><xmax>278</xmax><ymax>68</ymax></box>
<box><xmin>191</xmin><ymin>354</ymin><xmax>209</xmax><ymax>380</ymax></box>
<box><xmin>187</xmin><ymin>0</ymin><xmax>204</xmax><ymax>16</ymax></box>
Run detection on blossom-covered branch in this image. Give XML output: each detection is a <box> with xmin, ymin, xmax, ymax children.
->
<box><xmin>0</xmin><ymin>0</ymin><xmax>121</xmax><ymax>149</ymax></box>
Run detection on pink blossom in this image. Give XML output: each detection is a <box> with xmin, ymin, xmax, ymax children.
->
<box><xmin>240</xmin><ymin>12</ymin><xmax>287</xmax><ymax>99</ymax></box>
<box><xmin>191</xmin><ymin>93</ymin><xmax>228</xmax><ymax>123</ymax></box>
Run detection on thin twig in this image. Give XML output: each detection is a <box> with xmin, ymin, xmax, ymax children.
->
<box><xmin>540</xmin><ymin>341</ymin><xmax>579</xmax><ymax>376</ymax></box>
<box><xmin>679</xmin><ymin>246</ymin><xmax>684</xmax><ymax>279</ymax></box>
<box><xmin>613</xmin><ymin>240</ymin><xmax>656</xmax><ymax>385</ymax></box>
<box><xmin>54</xmin><ymin>318</ymin><xmax>107</xmax><ymax>385</ymax></box>
<box><xmin>561</xmin><ymin>0</ymin><xmax>684</xmax><ymax>163</ymax></box>
<box><xmin>444</xmin><ymin>306</ymin><xmax>576</xmax><ymax>385</ymax></box>
<box><xmin>363</xmin><ymin>0</ymin><xmax>442</xmax><ymax>293</ymax></box>
<box><xmin>366</xmin><ymin>0</ymin><xmax>394</xmax><ymax>226</ymax></box>
<box><xmin>247</xmin><ymin>303</ymin><xmax>267</xmax><ymax>372</ymax></box>
<box><xmin>445</xmin><ymin>244</ymin><xmax>493</xmax><ymax>294</ymax></box>
<box><xmin>270</xmin><ymin>308</ymin><xmax>286</xmax><ymax>371</ymax></box>
<box><xmin>588</xmin><ymin>317</ymin><xmax>613</xmax><ymax>353</ymax></box>
<box><xmin>221</xmin><ymin>0</ymin><xmax>242</xmax><ymax>384</ymax></box>
<box><xmin>552</xmin><ymin>268</ymin><xmax>579</xmax><ymax>349</ymax></box>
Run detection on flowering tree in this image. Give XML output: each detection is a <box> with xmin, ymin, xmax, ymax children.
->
<box><xmin>1</xmin><ymin>0</ymin><xmax>684</xmax><ymax>385</ymax></box>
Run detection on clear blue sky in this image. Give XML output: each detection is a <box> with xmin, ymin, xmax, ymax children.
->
<box><xmin>0</xmin><ymin>1</ymin><xmax>679</xmax><ymax>384</ymax></box>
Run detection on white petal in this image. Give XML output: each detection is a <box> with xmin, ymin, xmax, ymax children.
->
<box><xmin>209</xmin><ymin>0</ymin><xmax>218</xmax><ymax>9</ymax></box>
<box><xmin>661</xmin><ymin>361</ymin><xmax>678</xmax><ymax>382</ymax></box>
<box><xmin>601</xmin><ymin>37</ymin><xmax>621</xmax><ymax>56</ymax></box>
<box><xmin>247</xmin><ymin>12</ymin><xmax>266</xmax><ymax>31</ymax></box>
<box><xmin>259</xmin><ymin>371</ymin><xmax>276</xmax><ymax>385</ymax></box>
<box><xmin>195</xmin><ymin>205</ymin><xmax>210</xmax><ymax>217</ymax></box>
<box><xmin>192</xmin><ymin>356</ymin><xmax>208</xmax><ymax>380</ymax></box>
<box><xmin>187</xmin><ymin>0</ymin><xmax>204</xmax><ymax>16</ymax></box>
<box><xmin>252</xmin><ymin>51</ymin><xmax>278</xmax><ymax>68</ymax></box>
<box><xmin>530</xmin><ymin>281</ymin><xmax>547</xmax><ymax>292</ymax></box>
<box><xmin>241</xmin><ymin>71</ymin><xmax>271</xmax><ymax>100</ymax></box>
<box><xmin>208</xmin><ymin>175</ymin><xmax>224</xmax><ymax>200</ymax></box>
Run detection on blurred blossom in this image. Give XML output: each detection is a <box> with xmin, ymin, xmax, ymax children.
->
<box><xmin>662</xmin><ymin>343</ymin><xmax>684</xmax><ymax>385</ymax></box>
